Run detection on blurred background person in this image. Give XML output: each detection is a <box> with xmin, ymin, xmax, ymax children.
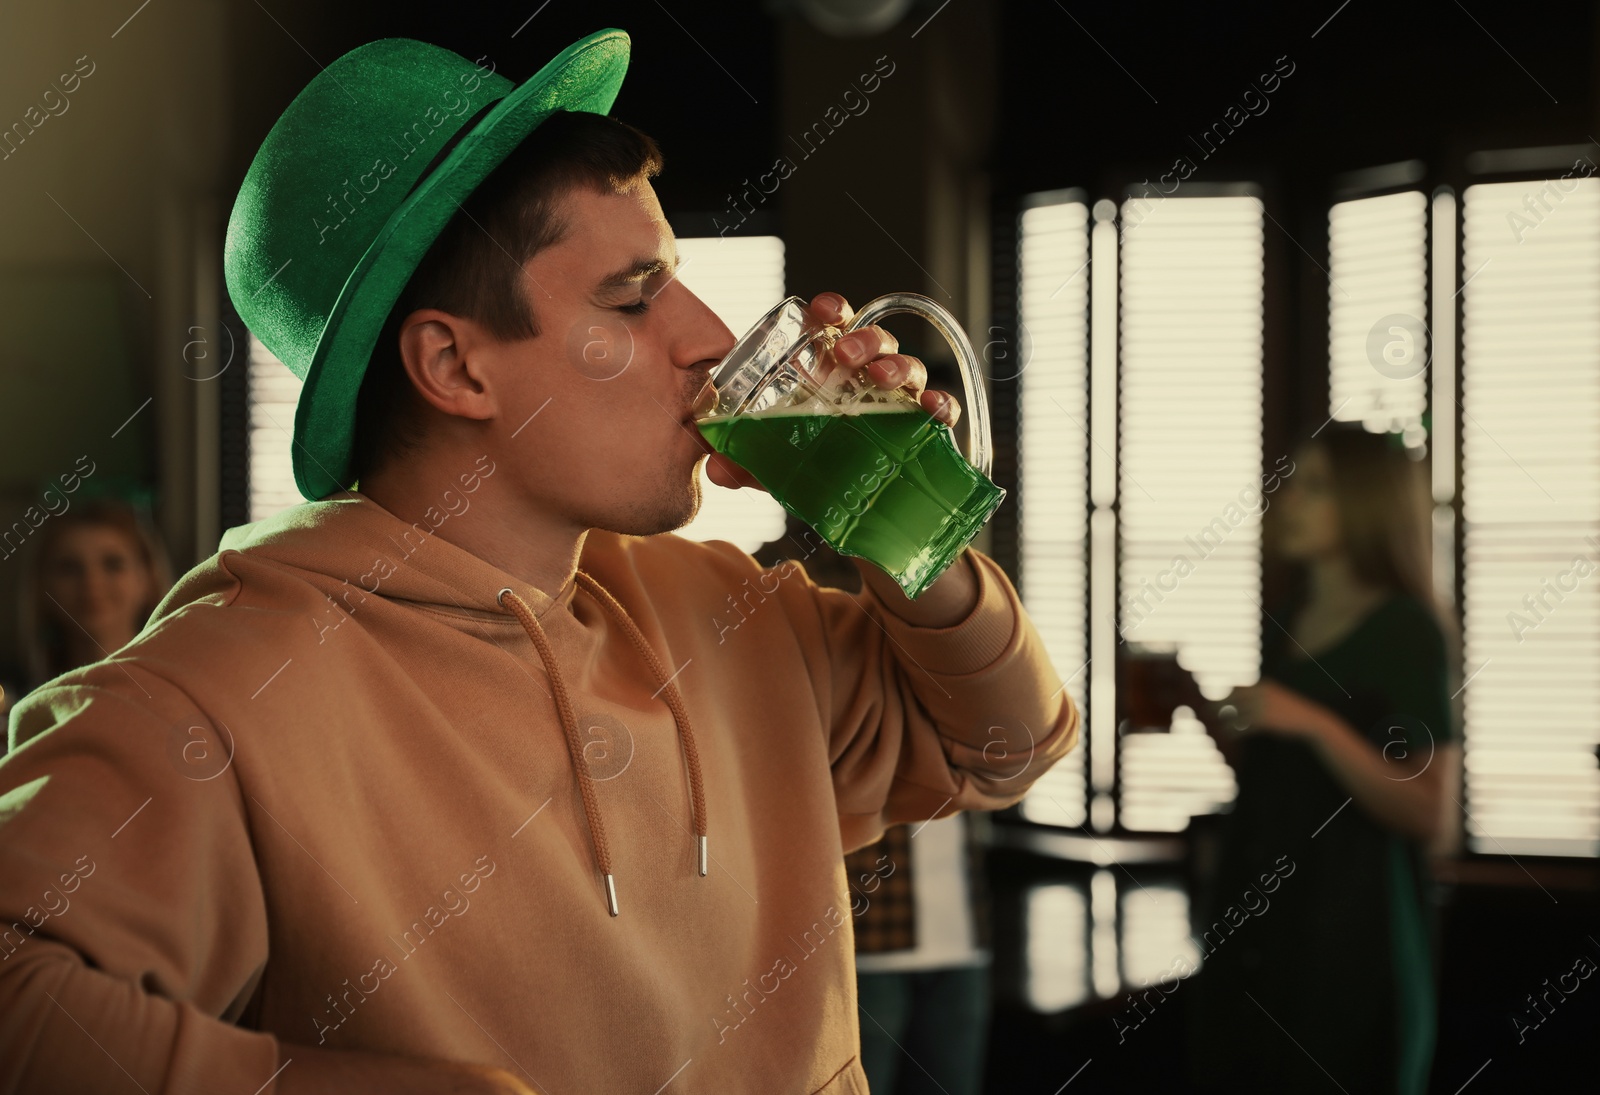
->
<box><xmin>1185</xmin><ymin>424</ymin><xmax>1459</xmax><ymax>1095</ymax></box>
<box><xmin>9</xmin><ymin>497</ymin><xmax>173</xmax><ymax>731</ymax></box>
<box><xmin>848</xmin><ymin>815</ymin><xmax>992</xmax><ymax>1095</ymax></box>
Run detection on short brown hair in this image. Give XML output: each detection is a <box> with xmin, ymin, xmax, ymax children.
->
<box><xmin>350</xmin><ymin>110</ymin><xmax>663</xmax><ymax>482</ymax></box>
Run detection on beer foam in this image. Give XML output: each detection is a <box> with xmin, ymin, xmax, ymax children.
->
<box><xmin>708</xmin><ymin>396</ymin><xmax>919</xmax><ymax>422</ymax></box>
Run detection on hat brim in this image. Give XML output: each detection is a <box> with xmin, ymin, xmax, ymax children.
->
<box><xmin>291</xmin><ymin>28</ymin><xmax>630</xmax><ymax>500</ymax></box>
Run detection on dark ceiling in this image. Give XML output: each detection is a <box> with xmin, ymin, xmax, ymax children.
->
<box><xmin>225</xmin><ymin>1</ymin><xmax>1600</xmax><ymax>221</ymax></box>
<box><xmin>996</xmin><ymin>0</ymin><xmax>1599</xmax><ymax>199</ymax></box>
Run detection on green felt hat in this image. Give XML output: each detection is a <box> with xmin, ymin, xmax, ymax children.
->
<box><xmin>224</xmin><ymin>30</ymin><xmax>631</xmax><ymax>501</ymax></box>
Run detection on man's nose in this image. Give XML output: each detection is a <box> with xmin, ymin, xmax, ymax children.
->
<box><xmin>668</xmin><ymin>283</ymin><xmax>737</xmax><ymax>370</ymax></box>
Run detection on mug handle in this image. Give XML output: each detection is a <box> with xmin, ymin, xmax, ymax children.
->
<box><xmin>841</xmin><ymin>293</ymin><xmax>994</xmax><ymax>478</ymax></box>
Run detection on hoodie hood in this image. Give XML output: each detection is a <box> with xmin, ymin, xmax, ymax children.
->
<box><xmin>204</xmin><ymin>491</ymin><xmax>707</xmax><ymax>917</ymax></box>
<box><xmin>213</xmin><ymin>489</ymin><xmax>578</xmax><ymax>620</ymax></box>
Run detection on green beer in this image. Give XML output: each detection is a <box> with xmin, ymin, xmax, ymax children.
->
<box><xmin>698</xmin><ymin>403</ymin><xmax>1005</xmax><ymax>598</ymax></box>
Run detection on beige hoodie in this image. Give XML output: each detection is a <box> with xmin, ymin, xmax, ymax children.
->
<box><xmin>0</xmin><ymin>490</ymin><xmax>1077</xmax><ymax>1094</ymax></box>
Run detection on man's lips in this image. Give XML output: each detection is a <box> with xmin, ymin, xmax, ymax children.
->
<box><xmin>679</xmin><ymin>379</ymin><xmax>718</xmax><ymax>454</ymax></box>
<box><xmin>682</xmin><ymin>413</ymin><xmax>716</xmax><ymax>453</ymax></box>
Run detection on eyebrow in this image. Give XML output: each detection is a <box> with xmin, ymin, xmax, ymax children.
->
<box><xmin>594</xmin><ymin>245</ymin><xmax>683</xmax><ymax>292</ymax></box>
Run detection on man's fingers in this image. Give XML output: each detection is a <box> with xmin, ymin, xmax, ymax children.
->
<box><xmin>866</xmin><ymin>353</ymin><xmax>926</xmax><ymax>394</ymax></box>
<box><xmin>802</xmin><ymin>294</ymin><xmax>960</xmax><ymax>428</ymax></box>
<box><xmin>921</xmin><ymin>389</ymin><xmax>961</xmax><ymax>428</ymax></box>
<box><xmin>833</xmin><ymin>325</ymin><xmax>898</xmax><ymax>368</ymax></box>
<box><xmin>809</xmin><ymin>292</ymin><xmax>853</xmax><ymax>327</ymax></box>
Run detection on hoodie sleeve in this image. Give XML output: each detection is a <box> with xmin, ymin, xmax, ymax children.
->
<box><xmin>0</xmin><ymin>666</ymin><xmax>282</xmax><ymax>1094</ymax></box>
<box><xmin>777</xmin><ymin>547</ymin><xmax>1080</xmax><ymax>853</ymax></box>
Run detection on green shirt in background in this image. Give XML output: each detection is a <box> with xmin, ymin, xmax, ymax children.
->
<box><xmin>1186</xmin><ymin>594</ymin><xmax>1454</xmax><ymax>1095</ymax></box>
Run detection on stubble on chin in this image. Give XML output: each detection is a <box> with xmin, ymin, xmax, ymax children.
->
<box><xmin>602</xmin><ymin>458</ymin><xmax>706</xmax><ymax>538</ymax></box>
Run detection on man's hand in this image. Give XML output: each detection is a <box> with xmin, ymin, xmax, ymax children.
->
<box><xmin>705</xmin><ymin>291</ymin><xmax>962</xmax><ymax>491</ymax></box>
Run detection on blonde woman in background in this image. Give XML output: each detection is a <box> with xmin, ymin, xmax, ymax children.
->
<box><xmin>1186</xmin><ymin>424</ymin><xmax>1460</xmax><ymax>1095</ymax></box>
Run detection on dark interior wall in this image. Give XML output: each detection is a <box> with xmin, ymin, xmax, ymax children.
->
<box><xmin>996</xmin><ymin>0</ymin><xmax>1600</xmax><ymax>194</ymax></box>
<box><xmin>776</xmin><ymin>0</ymin><xmax>999</xmax><ymax>469</ymax></box>
<box><xmin>223</xmin><ymin>3</ymin><xmax>778</xmax><ymax>241</ymax></box>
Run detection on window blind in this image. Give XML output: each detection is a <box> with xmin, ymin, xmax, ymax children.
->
<box><xmin>1015</xmin><ymin>197</ymin><xmax>1091</xmax><ymax>829</ymax></box>
<box><xmin>246</xmin><ymin>334</ymin><xmax>302</xmax><ymax>523</ymax></box>
<box><xmin>1115</xmin><ymin>195</ymin><xmax>1261</xmax><ymax>832</ymax></box>
<box><xmin>1460</xmin><ymin>177</ymin><xmax>1600</xmax><ymax>857</ymax></box>
<box><xmin>1327</xmin><ymin>190</ymin><xmax>1429</xmax><ymax>437</ymax></box>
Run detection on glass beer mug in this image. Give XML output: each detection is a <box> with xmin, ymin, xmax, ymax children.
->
<box><xmin>693</xmin><ymin>293</ymin><xmax>1006</xmax><ymax>599</ymax></box>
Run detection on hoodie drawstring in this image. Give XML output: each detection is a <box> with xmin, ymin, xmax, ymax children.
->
<box><xmin>497</xmin><ymin>573</ymin><xmax>707</xmax><ymax>918</ymax></box>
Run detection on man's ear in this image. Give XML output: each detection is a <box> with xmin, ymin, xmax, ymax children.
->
<box><xmin>397</xmin><ymin>308</ymin><xmax>496</xmax><ymax>422</ymax></box>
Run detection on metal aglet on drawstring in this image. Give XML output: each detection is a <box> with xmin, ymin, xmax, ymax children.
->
<box><xmin>498</xmin><ymin>577</ymin><xmax>710</xmax><ymax>919</ymax></box>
